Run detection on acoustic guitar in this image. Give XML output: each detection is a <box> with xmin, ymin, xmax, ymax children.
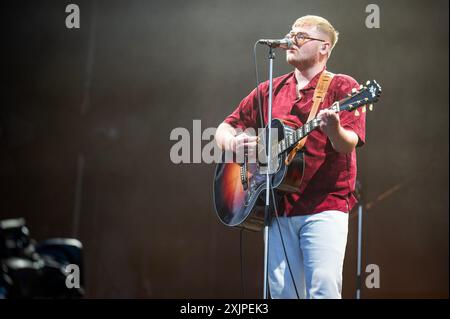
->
<box><xmin>213</xmin><ymin>80</ymin><xmax>381</xmax><ymax>231</ymax></box>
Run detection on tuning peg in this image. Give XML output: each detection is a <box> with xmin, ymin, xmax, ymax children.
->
<box><xmin>369</xmin><ymin>104</ymin><xmax>373</xmax><ymax>111</ymax></box>
<box><xmin>354</xmin><ymin>109</ymin><xmax>360</xmax><ymax>116</ymax></box>
<box><xmin>359</xmin><ymin>84</ymin><xmax>364</xmax><ymax>89</ymax></box>
<box><xmin>351</xmin><ymin>88</ymin><xmax>357</xmax><ymax>93</ymax></box>
<box><xmin>362</xmin><ymin>106</ymin><xmax>366</xmax><ymax>113</ymax></box>
<box><xmin>366</xmin><ymin>80</ymin><xmax>370</xmax><ymax>85</ymax></box>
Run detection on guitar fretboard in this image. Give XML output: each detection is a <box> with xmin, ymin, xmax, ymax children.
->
<box><xmin>277</xmin><ymin>102</ymin><xmax>340</xmax><ymax>154</ymax></box>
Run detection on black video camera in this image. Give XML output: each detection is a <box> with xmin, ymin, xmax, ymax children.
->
<box><xmin>0</xmin><ymin>218</ymin><xmax>84</xmax><ymax>298</ymax></box>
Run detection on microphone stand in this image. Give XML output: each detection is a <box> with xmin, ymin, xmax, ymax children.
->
<box><xmin>355</xmin><ymin>180</ymin><xmax>364</xmax><ymax>299</ymax></box>
<box><xmin>263</xmin><ymin>46</ymin><xmax>275</xmax><ymax>299</ymax></box>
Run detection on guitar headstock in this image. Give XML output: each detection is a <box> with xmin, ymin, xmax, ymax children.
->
<box><xmin>339</xmin><ymin>80</ymin><xmax>382</xmax><ymax>113</ymax></box>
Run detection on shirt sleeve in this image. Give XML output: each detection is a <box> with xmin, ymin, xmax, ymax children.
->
<box><xmin>223</xmin><ymin>86</ymin><xmax>261</xmax><ymax>132</ymax></box>
<box><xmin>333</xmin><ymin>75</ymin><xmax>366</xmax><ymax>147</ymax></box>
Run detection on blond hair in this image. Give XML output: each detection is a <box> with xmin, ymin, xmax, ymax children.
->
<box><xmin>293</xmin><ymin>15</ymin><xmax>339</xmax><ymax>53</ymax></box>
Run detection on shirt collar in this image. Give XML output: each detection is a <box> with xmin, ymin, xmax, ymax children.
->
<box><xmin>286</xmin><ymin>66</ymin><xmax>327</xmax><ymax>91</ymax></box>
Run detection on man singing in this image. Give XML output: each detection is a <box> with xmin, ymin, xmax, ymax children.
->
<box><xmin>215</xmin><ymin>15</ymin><xmax>366</xmax><ymax>299</ymax></box>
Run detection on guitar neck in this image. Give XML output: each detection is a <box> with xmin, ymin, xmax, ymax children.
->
<box><xmin>277</xmin><ymin>102</ymin><xmax>340</xmax><ymax>154</ymax></box>
<box><xmin>274</xmin><ymin>79</ymin><xmax>380</xmax><ymax>156</ymax></box>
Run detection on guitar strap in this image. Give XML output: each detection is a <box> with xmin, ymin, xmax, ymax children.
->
<box><xmin>285</xmin><ymin>70</ymin><xmax>335</xmax><ymax>165</ymax></box>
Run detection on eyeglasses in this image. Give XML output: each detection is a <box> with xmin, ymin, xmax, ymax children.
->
<box><xmin>285</xmin><ymin>31</ymin><xmax>326</xmax><ymax>46</ymax></box>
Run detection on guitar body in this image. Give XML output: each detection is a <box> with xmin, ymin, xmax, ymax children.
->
<box><xmin>213</xmin><ymin>119</ymin><xmax>305</xmax><ymax>231</ymax></box>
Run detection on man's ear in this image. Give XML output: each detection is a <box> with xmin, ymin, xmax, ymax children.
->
<box><xmin>320</xmin><ymin>42</ymin><xmax>331</xmax><ymax>56</ymax></box>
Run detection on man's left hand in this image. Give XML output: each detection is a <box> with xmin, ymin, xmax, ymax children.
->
<box><xmin>317</xmin><ymin>109</ymin><xmax>340</xmax><ymax>137</ymax></box>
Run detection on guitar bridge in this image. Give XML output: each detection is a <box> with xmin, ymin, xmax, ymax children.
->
<box><xmin>240</xmin><ymin>156</ymin><xmax>248</xmax><ymax>190</ymax></box>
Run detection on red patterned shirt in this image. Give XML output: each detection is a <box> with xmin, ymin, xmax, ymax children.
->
<box><xmin>223</xmin><ymin>68</ymin><xmax>366</xmax><ymax>216</ymax></box>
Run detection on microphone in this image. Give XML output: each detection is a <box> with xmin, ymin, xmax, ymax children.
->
<box><xmin>258</xmin><ymin>38</ymin><xmax>293</xmax><ymax>49</ymax></box>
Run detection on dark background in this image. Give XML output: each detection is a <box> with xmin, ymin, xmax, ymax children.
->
<box><xmin>1</xmin><ymin>0</ymin><xmax>448</xmax><ymax>298</ymax></box>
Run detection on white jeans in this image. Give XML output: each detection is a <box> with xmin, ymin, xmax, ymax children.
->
<box><xmin>268</xmin><ymin>210</ymin><xmax>349</xmax><ymax>299</ymax></box>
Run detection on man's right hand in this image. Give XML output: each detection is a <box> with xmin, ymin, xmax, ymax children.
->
<box><xmin>232</xmin><ymin>133</ymin><xmax>258</xmax><ymax>159</ymax></box>
<box><xmin>215</xmin><ymin>123</ymin><xmax>259</xmax><ymax>159</ymax></box>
